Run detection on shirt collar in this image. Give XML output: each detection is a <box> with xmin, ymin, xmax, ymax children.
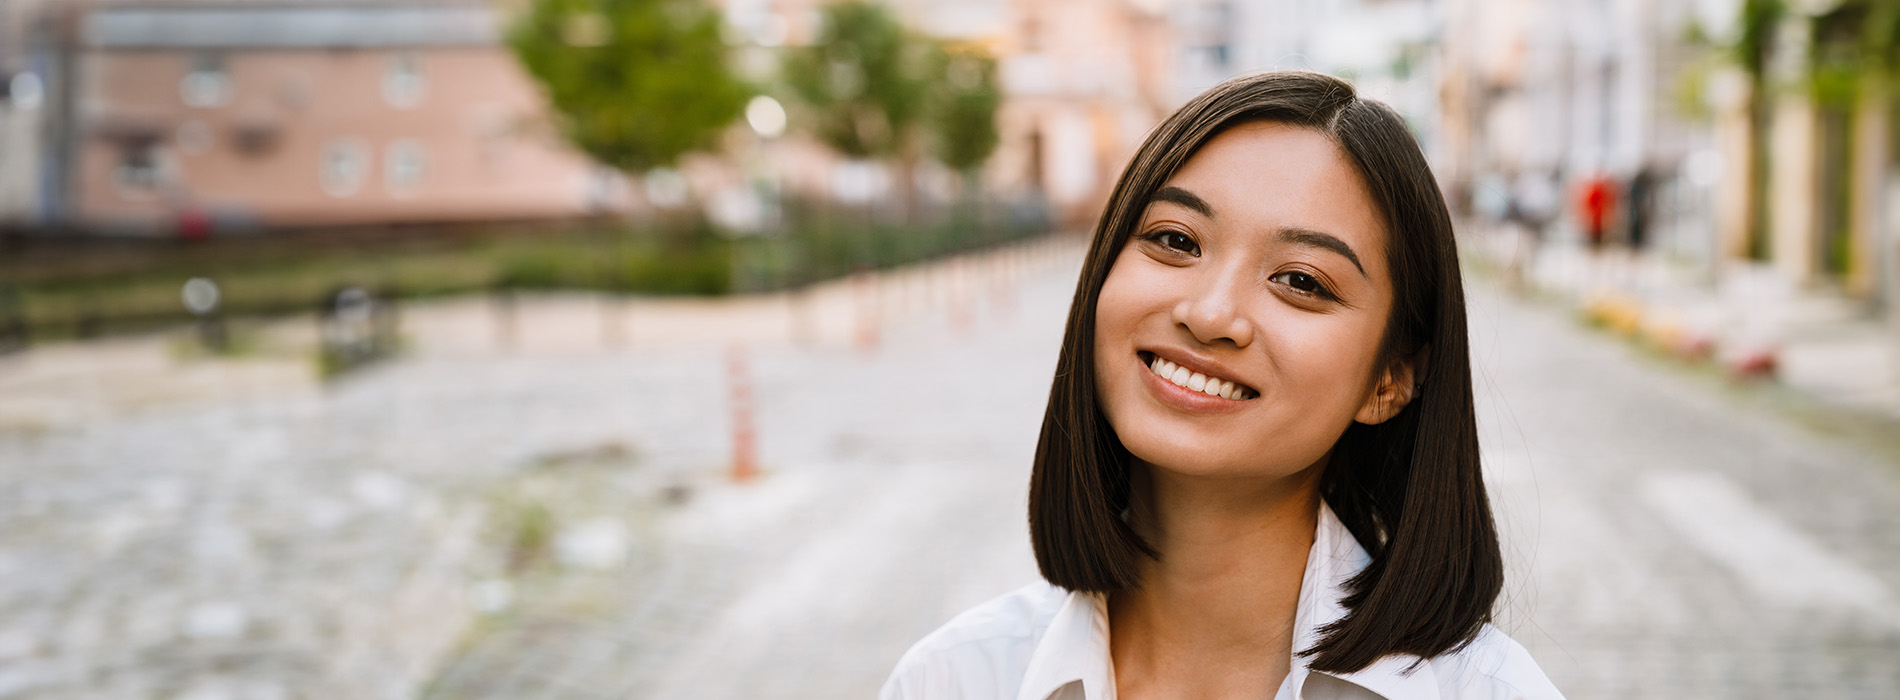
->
<box><xmin>1290</xmin><ymin>503</ymin><xmax>1438</xmax><ymax>699</ymax></box>
<box><xmin>1013</xmin><ymin>587</ymin><xmax>1113</xmax><ymax>700</ymax></box>
<box><xmin>1016</xmin><ymin>501</ymin><xmax>1440</xmax><ymax>700</ymax></box>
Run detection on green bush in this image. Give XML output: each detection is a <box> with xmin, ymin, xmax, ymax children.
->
<box><xmin>619</xmin><ymin>235</ymin><xmax>732</xmax><ymax>295</ymax></box>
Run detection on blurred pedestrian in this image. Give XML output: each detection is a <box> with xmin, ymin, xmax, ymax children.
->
<box><xmin>1625</xmin><ymin>166</ymin><xmax>1655</xmax><ymax>252</ymax></box>
<box><xmin>1576</xmin><ymin>173</ymin><xmax>1617</xmax><ymax>252</ymax></box>
<box><xmin>882</xmin><ymin>72</ymin><xmax>1563</xmax><ymax>700</ymax></box>
<box><xmin>1506</xmin><ymin>168</ymin><xmax>1560</xmax><ymax>291</ymax></box>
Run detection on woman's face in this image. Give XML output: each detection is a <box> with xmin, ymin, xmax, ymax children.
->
<box><xmin>1093</xmin><ymin>121</ymin><xmax>1409</xmax><ymax>480</ymax></box>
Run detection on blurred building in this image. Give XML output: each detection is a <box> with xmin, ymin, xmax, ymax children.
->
<box><xmin>721</xmin><ymin>0</ymin><xmax>1177</xmax><ymax>230</ymax></box>
<box><xmin>1437</xmin><ymin>0</ymin><xmax>1711</xmax><ymax>225</ymax></box>
<box><xmin>12</xmin><ymin>0</ymin><xmax>611</xmax><ymax>235</ymax></box>
<box><xmin>1438</xmin><ymin>0</ymin><xmax>1899</xmax><ymax>310</ymax></box>
<box><xmin>1170</xmin><ymin>0</ymin><xmax>1440</xmax><ymax>117</ymax></box>
<box><xmin>3</xmin><ymin>0</ymin><xmax>1189</xmax><ymax>235</ymax></box>
<box><xmin>985</xmin><ymin>0</ymin><xmax>1174</xmax><ymax>225</ymax></box>
<box><xmin>1726</xmin><ymin>0</ymin><xmax>1895</xmax><ymax>299</ymax></box>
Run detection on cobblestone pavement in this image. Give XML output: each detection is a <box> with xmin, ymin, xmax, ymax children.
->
<box><xmin>2</xmin><ymin>236</ymin><xmax>1898</xmax><ymax>699</ymax></box>
<box><xmin>1468</xmin><ymin>279</ymin><xmax>1900</xmax><ymax>698</ymax></box>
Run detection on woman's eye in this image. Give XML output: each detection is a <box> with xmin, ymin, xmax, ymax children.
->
<box><xmin>1271</xmin><ymin>271</ymin><xmax>1333</xmax><ymax>299</ymax></box>
<box><xmin>1145</xmin><ymin>231</ymin><xmax>1200</xmax><ymax>257</ymax></box>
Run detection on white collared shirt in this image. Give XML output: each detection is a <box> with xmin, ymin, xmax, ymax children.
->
<box><xmin>879</xmin><ymin>503</ymin><xmax>1565</xmax><ymax>700</ymax></box>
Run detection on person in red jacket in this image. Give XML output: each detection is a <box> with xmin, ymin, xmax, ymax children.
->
<box><xmin>1577</xmin><ymin>174</ymin><xmax>1617</xmax><ymax>251</ymax></box>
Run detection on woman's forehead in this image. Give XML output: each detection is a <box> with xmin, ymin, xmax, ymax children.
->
<box><xmin>1151</xmin><ymin>123</ymin><xmax>1387</xmax><ymax>264</ymax></box>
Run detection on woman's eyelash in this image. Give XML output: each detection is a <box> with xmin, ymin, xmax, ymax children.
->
<box><xmin>1139</xmin><ymin>230</ymin><xmax>1200</xmax><ymax>256</ymax></box>
<box><xmin>1270</xmin><ymin>270</ymin><xmax>1337</xmax><ymax>300</ymax></box>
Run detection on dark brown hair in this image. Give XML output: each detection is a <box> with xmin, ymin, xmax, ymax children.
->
<box><xmin>1027</xmin><ymin>71</ymin><xmax>1502</xmax><ymax>673</ymax></box>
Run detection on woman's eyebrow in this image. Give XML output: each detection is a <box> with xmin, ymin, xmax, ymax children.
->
<box><xmin>1278</xmin><ymin>227</ymin><xmax>1368</xmax><ymax>278</ymax></box>
<box><xmin>1149</xmin><ymin>186</ymin><xmax>1215</xmax><ymax>219</ymax></box>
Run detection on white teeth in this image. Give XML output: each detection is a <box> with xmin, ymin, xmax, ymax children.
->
<box><xmin>1147</xmin><ymin>354</ymin><xmax>1250</xmax><ymax>400</ymax></box>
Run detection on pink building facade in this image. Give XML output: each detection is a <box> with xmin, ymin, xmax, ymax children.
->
<box><xmin>69</xmin><ymin>2</ymin><xmax>607</xmax><ymax>234</ymax></box>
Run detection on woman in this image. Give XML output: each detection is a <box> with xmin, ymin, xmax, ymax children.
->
<box><xmin>881</xmin><ymin>72</ymin><xmax>1563</xmax><ymax>699</ymax></box>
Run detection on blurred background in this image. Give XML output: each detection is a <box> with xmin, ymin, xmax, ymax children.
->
<box><xmin>1</xmin><ymin>0</ymin><xmax>1898</xmax><ymax>697</ymax></box>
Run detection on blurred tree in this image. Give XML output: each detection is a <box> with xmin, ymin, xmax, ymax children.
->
<box><xmin>781</xmin><ymin>1</ymin><xmax>928</xmax><ymax>160</ymax></box>
<box><xmin>925</xmin><ymin>42</ymin><xmax>1002</xmax><ymax>243</ymax></box>
<box><xmin>783</xmin><ymin>2</ymin><xmax>1003</xmax><ymax>226</ymax></box>
<box><xmin>1719</xmin><ymin>0</ymin><xmax>1899</xmax><ymax>261</ymax></box>
<box><xmin>927</xmin><ymin>43</ymin><xmax>1002</xmax><ymax>178</ymax></box>
<box><xmin>509</xmin><ymin>0</ymin><xmax>748</xmax><ymax>174</ymax></box>
<box><xmin>1730</xmin><ymin>0</ymin><xmax>1784</xmax><ymax>260</ymax></box>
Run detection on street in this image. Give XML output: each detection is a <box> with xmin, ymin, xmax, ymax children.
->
<box><xmin>1</xmin><ymin>237</ymin><xmax>1897</xmax><ymax>699</ymax></box>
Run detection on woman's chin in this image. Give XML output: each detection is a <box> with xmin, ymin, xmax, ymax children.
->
<box><xmin>1124</xmin><ymin>439</ymin><xmax>1322</xmax><ymax>483</ymax></box>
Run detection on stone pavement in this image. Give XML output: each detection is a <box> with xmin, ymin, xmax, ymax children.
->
<box><xmin>0</xmin><ymin>236</ymin><xmax>1075</xmax><ymax>700</ymax></box>
<box><xmin>1469</xmin><ymin>223</ymin><xmax>1900</xmax><ymax>421</ymax></box>
<box><xmin>3</xmin><ymin>232</ymin><xmax>1899</xmax><ymax>699</ymax></box>
<box><xmin>1465</xmin><ymin>279</ymin><xmax>1900</xmax><ymax>698</ymax></box>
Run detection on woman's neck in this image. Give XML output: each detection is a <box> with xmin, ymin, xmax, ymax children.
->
<box><xmin>1109</xmin><ymin>460</ymin><xmax>1323</xmax><ymax>700</ymax></box>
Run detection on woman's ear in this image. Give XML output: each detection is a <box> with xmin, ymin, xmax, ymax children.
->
<box><xmin>1354</xmin><ymin>345</ymin><xmax>1429</xmax><ymax>425</ymax></box>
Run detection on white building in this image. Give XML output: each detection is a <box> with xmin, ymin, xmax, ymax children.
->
<box><xmin>1170</xmin><ymin>0</ymin><xmax>1444</xmax><ymax>150</ymax></box>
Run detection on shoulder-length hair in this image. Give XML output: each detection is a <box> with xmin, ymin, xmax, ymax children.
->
<box><xmin>1027</xmin><ymin>71</ymin><xmax>1502</xmax><ymax>673</ymax></box>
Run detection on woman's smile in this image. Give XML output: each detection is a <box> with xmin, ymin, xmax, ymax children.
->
<box><xmin>1143</xmin><ymin>351</ymin><xmax>1255</xmax><ymax>400</ymax></box>
<box><xmin>1135</xmin><ymin>350</ymin><xmax>1255</xmax><ymax>415</ymax></box>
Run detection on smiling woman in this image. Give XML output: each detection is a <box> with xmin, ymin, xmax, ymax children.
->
<box><xmin>881</xmin><ymin>72</ymin><xmax>1564</xmax><ymax>700</ymax></box>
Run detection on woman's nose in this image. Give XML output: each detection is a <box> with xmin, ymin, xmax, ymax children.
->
<box><xmin>1171</xmin><ymin>273</ymin><xmax>1254</xmax><ymax>348</ymax></box>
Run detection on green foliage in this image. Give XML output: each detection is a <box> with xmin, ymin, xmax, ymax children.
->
<box><xmin>1725</xmin><ymin>0</ymin><xmax>1900</xmax><ymax>102</ymax></box>
<box><xmin>615</xmin><ymin>225</ymin><xmax>733</xmax><ymax>295</ymax></box>
<box><xmin>1809</xmin><ymin>2</ymin><xmax>1870</xmax><ymax>107</ymax></box>
<box><xmin>781</xmin><ymin>1</ymin><xmax>929</xmax><ymax>158</ymax></box>
<box><xmin>496</xmin><ymin>225</ymin><xmax>732</xmax><ymax>295</ymax></box>
<box><xmin>496</xmin><ymin>247</ymin><xmax>591</xmax><ymax>289</ymax></box>
<box><xmin>509</xmin><ymin>0</ymin><xmax>749</xmax><ymax>173</ymax></box>
<box><xmin>1864</xmin><ymin>0</ymin><xmax>1900</xmax><ymax>71</ymax></box>
<box><xmin>1670</xmin><ymin>54</ymin><xmax>1718</xmax><ymax>121</ymax></box>
<box><xmin>1734</xmin><ymin>0</ymin><xmax>1785</xmax><ymax>84</ymax></box>
<box><xmin>781</xmin><ymin>1</ymin><xmax>1003</xmax><ymax>182</ymax></box>
<box><xmin>927</xmin><ymin>44</ymin><xmax>1003</xmax><ymax>174</ymax></box>
<box><xmin>3</xmin><ymin>206</ymin><xmax>1051</xmax><ymax>342</ymax></box>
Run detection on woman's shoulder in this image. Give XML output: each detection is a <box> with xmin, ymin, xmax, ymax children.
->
<box><xmin>880</xmin><ymin>581</ymin><xmax>1070</xmax><ymax>700</ymax></box>
<box><xmin>1422</xmin><ymin>624</ymin><xmax>1565</xmax><ymax>699</ymax></box>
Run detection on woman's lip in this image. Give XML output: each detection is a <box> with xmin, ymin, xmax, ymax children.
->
<box><xmin>1138</xmin><ymin>350</ymin><xmax>1254</xmax><ymax>396</ymax></box>
<box><xmin>1137</xmin><ymin>353</ymin><xmax>1250</xmax><ymax>413</ymax></box>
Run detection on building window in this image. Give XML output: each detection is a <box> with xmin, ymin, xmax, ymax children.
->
<box><xmin>114</xmin><ymin>138</ymin><xmax>162</xmax><ymax>195</ymax></box>
<box><xmin>384</xmin><ymin>140</ymin><xmax>427</xmax><ymax>197</ymax></box>
<box><xmin>382</xmin><ymin>52</ymin><xmax>427</xmax><ymax>109</ymax></box>
<box><xmin>320</xmin><ymin>138</ymin><xmax>369</xmax><ymax>197</ymax></box>
<box><xmin>179</xmin><ymin>53</ymin><xmax>231</xmax><ymax>108</ymax></box>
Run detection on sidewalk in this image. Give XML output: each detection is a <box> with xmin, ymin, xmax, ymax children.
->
<box><xmin>0</xmin><ymin>234</ymin><xmax>1085</xmax><ymax>700</ymax></box>
<box><xmin>1468</xmin><ymin>224</ymin><xmax>1900</xmax><ymax>423</ymax></box>
<box><xmin>0</xmin><ymin>235</ymin><xmax>1081</xmax><ymax>433</ymax></box>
